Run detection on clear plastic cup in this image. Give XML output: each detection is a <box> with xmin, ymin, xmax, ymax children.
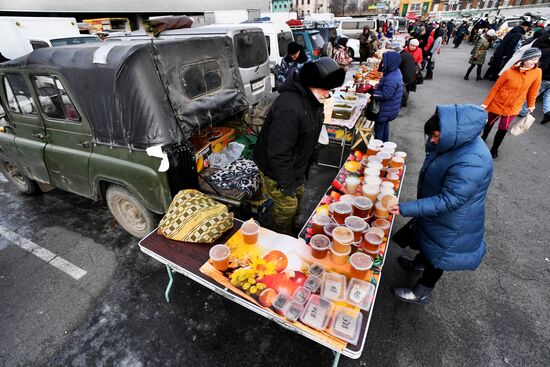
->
<box><xmin>362</xmin><ymin>185</ymin><xmax>380</xmax><ymax>203</ymax></box>
<box><xmin>352</xmin><ymin>196</ymin><xmax>373</xmax><ymax>219</ymax></box>
<box><xmin>321</xmin><ymin>272</ymin><xmax>347</xmax><ymax>301</ymax></box>
<box><xmin>292</xmin><ymin>286</ymin><xmax>312</xmax><ymax>305</ymax></box>
<box><xmin>329</xmin><ymin>245</ymin><xmax>351</xmax><ymax>265</ymax></box>
<box><xmin>311</xmin><ymin>214</ymin><xmax>332</xmax><ymax>235</ymax></box>
<box><xmin>272</xmin><ymin>291</ymin><xmax>291</xmax><ymax>316</ymax></box>
<box><xmin>374</xmin><ymin>202</ymin><xmax>389</xmax><ymax>219</ymax></box>
<box><xmin>241</xmin><ymin>220</ymin><xmax>260</xmax><ymax>244</ymax></box>
<box><xmin>345</xmin><ymin>176</ymin><xmax>361</xmax><ymax>195</ymax></box>
<box><xmin>323</xmin><ymin>223</ymin><xmax>340</xmax><ymax>239</ymax></box>
<box><xmin>363</xmin><ymin>232</ymin><xmax>383</xmax><ymax>257</ymax></box>
<box><xmin>345</xmin><ymin>216</ymin><xmax>369</xmax><ymax>244</ymax></box>
<box><xmin>390</xmin><ymin>156</ymin><xmax>405</xmax><ymax>168</ymax></box>
<box><xmin>366</xmin><ymin>143</ymin><xmax>381</xmax><ymax>157</ymax></box>
<box><xmin>308</xmin><ymin>263</ymin><xmax>325</xmax><ymax>278</ymax></box>
<box><xmin>372</xmin><ymin>218</ymin><xmax>391</xmax><ymax>236</ymax></box>
<box><xmin>379</xmin><ymin>187</ymin><xmax>395</xmax><ymax>196</ymax></box>
<box><xmin>371</xmin><ymin>139</ymin><xmax>384</xmax><ymax>147</ymax></box>
<box><xmin>350</xmin><ymin>252</ymin><xmax>373</xmax><ymax>279</ymax></box>
<box><xmin>376</xmin><ymin>151</ymin><xmax>393</xmax><ymax>167</ymax></box>
<box><xmin>366</xmin><ymin>161</ymin><xmax>384</xmax><ymax>171</ymax></box>
<box><xmin>380</xmin><ymin>181</ymin><xmax>395</xmax><ymax>190</ymax></box>
<box><xmin>209</xmin><ymin>244</ymin><xmax>230</xmax><ymax>271</ymax></box>
<box><xmin>366</xmin><ymin>227</ymin><xmax>385</xmax><ymax>239</ymax></box>
<box><xmin>380</xmin><ymin>194</ymin><xmax>398</xmax><ymax>210</ymax></box>
<box><xmin>329</xmin><ymin>305</ymin><xmax>363</xmax><ymax>345</ymax></box>
<box><xmin>367</xmin><ymin>155</ymin><xmax>383</xmax><ymax>164</ymax></box>
<box><xmin>310</xmin><ymin>234</ymin><xmax>331</xmax><ymax>260</ymax></box>
<box><xmin>381</xmin><ymin>146</ymin><xmax>396</xmax><ymax>155</ymax></box>
<box><xmin>363</xmin><ymin>175</ymin><xmax>382</xmax><ymax>187</ymax></box>
<box><xmin>331</xmin><ymin>202</ymin><xmax>352</xmax><ymax>224</ymax></box>
<box><xmin>386</xmin><ymin>172</ymin><xmax>400</xmax><ymax>188</ymax></box>
<box><xmin>363</xmin><ymin>167</ymin><xmax>381</xmax><ymax>178</ymax></box>
<box><xmin>383</xmin><ymin>141</ymin><xmax>397</xmax><ymax>150</ymax></box>
<box><xmin>300</xmin><ymin>295</ymin><xmax>335</xmax><ymax>330</ymax></box>
<box><xmin>332</xmin><ymin>226</ymin><xmax>354</xmax><ymax>251</ymax></box>
<box><xmin>394</xmin><ymin>151</ymin><xmax>407</xmax><ymax>160</ymax></box>
<box><xmin>339</xmin><ymin>194</ymin><xmax>356</xmax><ymax>205</ymax></box>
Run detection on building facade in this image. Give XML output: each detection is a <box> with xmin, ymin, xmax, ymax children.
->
<box><xmin>292</xmin><ymin>0</ymin><xmax>330</xmax><ymax>16</ymax></box>
<box><xmin>272</xmin><ymin>0</ymin><xmax>293</xmax><ymax>12</ymax></box>
<box><xmin>400</xmin><ymin>0</ymin><xmax>433</xmax><ymax>16</ymax></box>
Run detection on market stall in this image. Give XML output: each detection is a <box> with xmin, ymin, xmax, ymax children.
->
<box><xmin>139</xmin><ymin>138</ymin><xmax>407</xmax><ymax>365</ymax></box>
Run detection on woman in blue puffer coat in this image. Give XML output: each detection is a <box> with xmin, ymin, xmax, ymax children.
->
<box><xmin>390</xmin><ymin>104</ymin><xmax>494</xmax><ymax>305</ymax></box>
<box><xmin>372</xmin><ymin>51</ymin><xmax>403</xmax><ymax>141</ymax></box>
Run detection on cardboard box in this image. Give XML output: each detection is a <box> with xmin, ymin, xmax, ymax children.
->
<box><xmin>210</xmin><ymin>127</ymin><xmax>236</xmax><ymax>153</ymax></box>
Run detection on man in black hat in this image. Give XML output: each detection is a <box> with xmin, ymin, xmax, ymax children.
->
<box><xmin>254</xmin><ymin>57</ymin><xmax>345</xmax><ymax>235</ymax></box>
<box><xmin>276</xmin><ymin>41</ymin><xmax>310</xmax><ymax>84</ymax></box>
<box><xmin>484</xmin><ymin>21</ymin><xmax>531</xmax><ymax>81</ymax></box>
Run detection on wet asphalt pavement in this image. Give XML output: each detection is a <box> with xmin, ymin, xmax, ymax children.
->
<box><xmin>1</xmin><ymin>44</ymin><xmax>550</xmax><ymax>367</ymax></box>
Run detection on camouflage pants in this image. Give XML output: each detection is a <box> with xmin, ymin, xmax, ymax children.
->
<box><xmin>261</xmin><ymin>173</ymin><xmax>304</xmax><ymax>235</ymax></box>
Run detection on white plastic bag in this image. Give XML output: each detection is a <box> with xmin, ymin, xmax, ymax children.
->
<box><xmin>510</xmin><ymin>114</ymin><xmax>535</xmax><ymax>136</ymax></box>
<box><xmin>318</xmin><ymin>125</ymin><xmax>329</xmax><ymax>145</ymax></box>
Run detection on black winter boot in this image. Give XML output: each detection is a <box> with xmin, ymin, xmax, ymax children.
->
<box><xmin>491</xmin><ymin>129</ymin><xmax>507</xmax><ymax>158</ymax></box>
<box><xmin>397</xmin><ymin>255</ymin><xmax>425</xmax><ymax>274</ymax></box>
<box><xmin>541</xmin><ymin>112</ymin><xmax>550</xmax><ymax>125</ymax></box>
<box><xmin>392</xmin><ymin>283</ymin><xmax>433</xmax><ymax>305</ymax></box>
<box><xmin>481</xmin><ymin>122</ymin><xmax>494</xmax><ymax>141</ymax></box>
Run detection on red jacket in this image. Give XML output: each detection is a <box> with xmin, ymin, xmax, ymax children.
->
<box><xmin>424</xmin><ymin>31</ymin><xmax>435</xmax><ymax>52</ymax></box>
<box><xmin>405</xmin><ymin>46</ymin><xmax>423</xmax><ymax>64</ymax></box>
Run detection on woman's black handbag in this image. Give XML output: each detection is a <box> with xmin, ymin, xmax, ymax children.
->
<box><xmin>392</xmin><ymin>218</ymin><xmax>418</xmax><ymax>250</ymax></box>
<box><xmin>415</xmin><ymin>66</ymin><xmax>424</xmax><ymax>85</ymax></box>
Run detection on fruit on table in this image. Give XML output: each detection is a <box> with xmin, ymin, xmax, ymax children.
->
<box><xmin>354</xmin><ymin>151</ymin><xmax>364</xmax><ymax>161</ymax></box>
<box><xmin>263</xmin><ymin>250</ymin><xmax>288</xmax><ymax>273</ymax></box>
<box><xmin>260</xmin><ymin>272</ymin><xmax>301</xmax><ymax>296</ymax></box>
<box><xmin>344</xmin><ymin>161</ymin><xmax>361</xmax><ymax>173</ymax></box>
<box><xmin>258</xmin><ymin>288</ymin><xmax>278</xmax><ymax>307</ymax></box>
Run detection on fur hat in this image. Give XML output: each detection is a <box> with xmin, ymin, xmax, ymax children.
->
<box><xmin>299</xmin><ymin>57</ymin><xmax>346</xmax><ymax>90</ymax></box>
<box><xmin>520</xmin><ymin>47</ymin><xmax>542</xmax><ymax>62</ymax></box>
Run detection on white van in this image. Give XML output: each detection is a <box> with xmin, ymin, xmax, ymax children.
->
<box><xmin>107</xmin><ymin>24</ymin><xmax>271</xmax><ymax>106</ymax></box>
<box><xmin>0</xmin><ymin>16</ymin><xmax>101</xmax><ymax>59</ymax></box>
<box><xmin>336</xmin><ymin>17</ymin><xmax>378</xmax><ymax>39</ymax></box>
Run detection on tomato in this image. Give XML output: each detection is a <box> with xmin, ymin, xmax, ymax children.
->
<box><xmin>263</xmin><ymin>250</ymin><xmax>288</xmax><ymax>273</ymax></box>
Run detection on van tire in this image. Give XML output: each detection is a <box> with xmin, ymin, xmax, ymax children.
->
<box><xmin>0</xmin><ymin>160</ymin><xmax>40</xmax><ymax>195</ymax></box>
<box><xmin>106</xmin><ymin>185</ymin><xmax>156</xmax><ymax>239</ymax></box>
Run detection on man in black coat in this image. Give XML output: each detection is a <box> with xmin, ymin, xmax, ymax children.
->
<box><xmin>254</xmin><ymin>58</ymin><xmax>345</xmax><ymax>234</ymax></box>
<box><xmin>445</xmin><ymin>19</ymin><xmax>455</xmax><ymax>44</ymax></box>
<box><xmin>399</xmin><ymin>48</ymin><xmax>416</xmax><ymax>107</ymax></box>
<box><xmin>484</xmin><ymin>21</ymin><xmax>531</xmax><ymax>81</ymax></box>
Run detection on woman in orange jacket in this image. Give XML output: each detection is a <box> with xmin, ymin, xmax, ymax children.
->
<box><xmin>481</xmin><ymin>48</ymin><xmax>542</xmax><ymax>158</ymax></box>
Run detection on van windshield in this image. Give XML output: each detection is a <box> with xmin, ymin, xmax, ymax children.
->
<box><xmin>50</xmin><ymin>37</ymin><xmax>100</xmax><ymax>47</ymax></box>
<box><xmin>234</xmin><ymin>31</ymin><xmax>268</xmax><ymax>68</ymax></box>
<box><xmin>278</xmin><ymin>32</ymin><xmax>293</xmax><ymax>57</ymax></box>
<box><xmin>310</xmin><ymin>33</ymin><xmax>325</xmax><ymax>49</ymax></box>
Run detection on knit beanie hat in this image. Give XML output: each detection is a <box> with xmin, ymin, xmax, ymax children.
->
<box><xmin>300</xmin><ymin>57</ymin><xmax>346</xmax><ymax>90</ymax></box>
<box><xmin>287</xmin><ymin>41</ymin><xmax>302</xmax><ymax>55</ymax></box>
<box><xmin>409</xmin><ymin>38</ymin><xmax>420</xmax><ymax>46</ymax></box>
<box><xmin>520</xmin><ymin>47</ymin><xmax>542</xmax><ymax>62</ymax></box>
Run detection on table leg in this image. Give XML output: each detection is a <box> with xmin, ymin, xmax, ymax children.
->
<box><xmin>332</xmin><ymin>351</ymin><xmax>341</xmax><ymax>367</ymax></box>
<box><xmin>338</xmin><ymin>128</ymin><xmax>347</xmax><ymax>167</ymax></box>
<box><xmin>165</xmin><ymin>264</ymin><xmax>174</xmax><ymax>303</ymax></box>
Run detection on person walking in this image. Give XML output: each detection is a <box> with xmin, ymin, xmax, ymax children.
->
<box><xmin>453</xmin><ymin>21</ymin><xmax>469</xmax><ymax>48</ymax></box>
<box><xmin>484</xmin><ymin>21</ymin><xmax>531</xmax><ymax>81</ymax></box>
<box><xmin>399</xmin><ymin>46</ymin><xmax>417</xmax><ymax>107</ymax></box>
<box><xmin>446</xmin><ymin>19</ymin><xmax>455</xmax><ymax>44</ymax></box>
<box><xmin>465</xmin><ymin>29</ymin><xmax>496</xmax><ymax>81</ymax></box>
<box><xmin>390</xmin><ymin>105</ymin><xmax>494</xmax><ymax>305</ymax></box>
<box><xmin>277</xmin><ymin>42</ymin><xmax>310</xmax><ymax>84</ymax></box>
<box><xmin>254</xmin><ymin>58</ymin><xmax>345</xmax><ymax>235</ymax></box>
<box><xmin>359</xmin><ymin>26</ymin><xmax>377</xmax><ymax>62</ymax></box>
<box><xmin>371</xmin><ymin>51</ymin><xmax>403</xmax><ymax>141</ymax></box>
<box><xmin>425</xmin><ymin>29</ymin><xmax>443</xmax><ymax>80</ymax></box>
<box><xmin>405</xmin><ymin>38</ymin><xmax>423</xmax><ymax>65</ymax></box>
<box><xmin>333</xmin><ymin>37</ymin><xmax>353</xmax><ymax>71</ymax></box>
<box><xmin>517</xmin><ymin>33</ymin><xmax>550</xmax><ymax>124</ymax></box>
<box><xmin>481</xmin><ymin>48</ymin><xmax>542</xmax><ymax>158</ymax></box>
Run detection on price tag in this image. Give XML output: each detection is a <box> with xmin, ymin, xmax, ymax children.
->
<box><xmin>324</xmin><ymin>280</ymin><xmax>342</xmax><ymax>298</ymax></box>
<box><xmin>334</xmin><ymin>313</ymin><xmax>355</xmax><ymax>337</ymax></box>
<box><xmin>350</xmin><ymin>285</ymin><xmax>369</xmax><ymax>304</ymax></box>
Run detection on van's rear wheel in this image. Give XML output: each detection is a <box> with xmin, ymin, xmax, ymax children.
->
<box><xmin>0</xmin><ymin>160</ymin><xmax>40</xmax><ymax>194</ymax></box>
<box><xmin>106</xmin><ymin>185</ymin><xmax>156</xmax><ymax>238</ymax></box>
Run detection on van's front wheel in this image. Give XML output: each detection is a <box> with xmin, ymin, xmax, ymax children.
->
<box><xmin>0</xmin><ymin>160</ymin><xmax>40</xmax><ymax>195</ymax></box>
<box><xmin>106</xmin><ymin>185</ymin><xmax>156</xmax><ymax>238</ymax></box>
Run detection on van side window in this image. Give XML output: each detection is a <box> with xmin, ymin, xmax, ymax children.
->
<box><xmin>278</xmin><ymin>32</ymin><xmax>293</xmax><ymax>57</ymax></box>
<box><xmin>265</xmin><ymin>36</ymin><xmax>271</xmax><ymax>56</ymax></box>
<box><xmin>180</xmin><ymin>60</ymin><xmax>222</xmax><ymax>99</ymax></box>
<box><xmin>3</xmin><ymin>74</ymin><xmax>37</xmax><ymax>115</ymax></box>
<box><xmin>32</xmin><ymin>75</ymin><xmax>81</xmax><ymax>121</ymax></box>
<box><xmin>30</xmin><ymin>41</ymin><xmax>50</xmax><ymax>50</ymax></box>
<box><xmin>294</xmin><ymin>34</ymin><xmax>305</xmax><ymax>47</ymax></box>
<box><xmin>342</xmin><ymin>22</ymin><xmax>358</xmax><ymax>30</ymax></box>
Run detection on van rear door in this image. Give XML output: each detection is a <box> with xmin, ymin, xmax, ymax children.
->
<box><xmin>31</xmin><ymin>74</ymin><xmax>93</xmax><ymax>197</ymax></box>
<box><xmin>1</xmin><ymin>72</ymin><xmax>50</xmax><ymax>183</ymax></box>
<box><xmin>233</xmin><ymin>30</ymin><xmax>270</xmax><ymax>105</ymax></box>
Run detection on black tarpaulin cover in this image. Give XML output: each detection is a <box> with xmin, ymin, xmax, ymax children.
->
<box><xmin>2</xmin><ymin>37</ymin><xmax>248</xmax><ymax>150</ymax></box>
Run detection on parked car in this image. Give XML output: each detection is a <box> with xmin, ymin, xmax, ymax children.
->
<box><xmin>336</xmin><ymin>17</ymin><xmax>378</xmax><ymax>39</ymax></box>
<box><xmin>0</xmin><ymin>37</ymin><xmax>249</xmax><ymax>238</ymax></box>
<box><xmin>107</xmin><ymin>24</ymin><xmax>271</xmax><ymax>106</ymax></box>
<box><xmin>291</xmin><ymin>29</ymin><xmax>325</xmax><ymax>60</ymax></box>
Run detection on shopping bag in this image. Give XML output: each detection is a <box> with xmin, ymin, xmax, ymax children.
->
<box><xmin>391</xmin><ymin>218</ymin><xmax>418</xmax><ymax>250</ymax></box>
<box><xmin>318</xmin><ymin>125</ymin><xmax>329</xmax><ymax>145</ymax></box>
<box><xmin>510</xmin><ymin>114</ymin><xmax>535</xmax><ymax>136</ymax></box>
